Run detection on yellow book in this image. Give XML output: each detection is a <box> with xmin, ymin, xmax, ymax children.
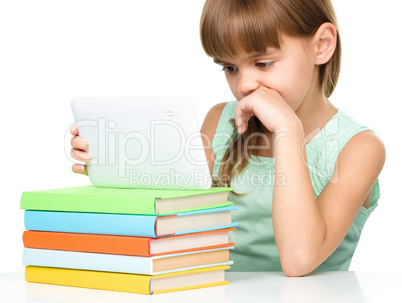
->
<box><xmin>25</xmin><ymin>265</ymin><xmax>230</xmax><ymax>295</ymax></box>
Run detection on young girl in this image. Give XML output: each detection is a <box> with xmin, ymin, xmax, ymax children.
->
<box><xmin>70</xmin><ymin>0</ymin><xmax>385</xmax><ymax>277</ymax></box>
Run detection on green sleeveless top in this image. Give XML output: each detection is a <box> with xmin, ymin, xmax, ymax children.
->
<box><xmin>211</xmin><ymin>100</ymin><xmax>380</xmax><ymax>272</ymax></box>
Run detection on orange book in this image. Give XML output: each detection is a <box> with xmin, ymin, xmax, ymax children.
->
<box><xmin>23</xmin><ymin>228</ymin><xmax>235</xmax><ymax>257</ymax></box>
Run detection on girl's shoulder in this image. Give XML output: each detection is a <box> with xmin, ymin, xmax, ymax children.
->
<box><xmin>207</xmin><ymin>101</ymin><xmax>231</xmax><ymax>117</ymax></box>
<box><xmin>201</xmin><ymin>101</ymin><xmax>236</xmax><ymax>139</ymax></box>
<box><xmin>308</xmin><ymin>109</ymin><xmax>380</xmax><ymax>150</ymax></box>
<box><xmin>207</xmin><ymin>101</ymin><xmax>238</xmax><ymax>149</ymax></box>
<box><xmin>312</xmin><ymin>109</ymin><xmax>386</xmax><ymax>182</ymax></box>
<box><xmin>327</xmin><ymin>109</ymin><xmax>384</xmax><ymax>153</ymax></box>
<box><xmin>200</xmin><ymin>101</ymin><xmax>231</xmax><ymax>175</ymax></box>
<box><xmin>201</xmin><ymin>101</ymin><xmax>230</xmax><ymax>137</ymax></box>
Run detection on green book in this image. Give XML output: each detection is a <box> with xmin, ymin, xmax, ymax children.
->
<box><xmin>20</xmin><ymin>186</ymin><xmax>234</xmax><ymax>215</ymax></box>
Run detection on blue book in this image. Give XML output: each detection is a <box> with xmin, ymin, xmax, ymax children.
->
<box><xmin>24</xmin><ymin>206</ymin><xmax>238</xmax><ymax>238</ymax></box>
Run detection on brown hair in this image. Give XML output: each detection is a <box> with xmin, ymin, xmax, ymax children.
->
<box><xmin>200</xmin><ymin>0</ymin><xmax>341</xmax><ymax>192</ymax></box>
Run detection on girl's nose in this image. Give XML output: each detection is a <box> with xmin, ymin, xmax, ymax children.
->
<box><xmin>237</xmin><ymin>71</ymin><xmax>260</xmax><ymax>96</ymax></box>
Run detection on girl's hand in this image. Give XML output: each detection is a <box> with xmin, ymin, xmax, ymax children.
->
<box><xmin>234</xmin><ymin>86</ymin><xmax>301</xmax><ymax>134</ymax></box>
<box><xmin>70</xmin><ymin>124</ymin><xmax>90</xmax><ymax>176</ymax></box>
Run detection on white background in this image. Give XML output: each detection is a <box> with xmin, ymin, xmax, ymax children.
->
<box><xmin>1</xmin><ymin>0</ymin><xmax>401</xmax><ymax>272</ymax></box>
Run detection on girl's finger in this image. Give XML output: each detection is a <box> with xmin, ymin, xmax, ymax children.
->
<box><xmin>70</xmin><ymin>124</ymin><xmax>78</xmax><ymax>136</ymax></box>
<box><xmin>245</xmin><ymin>112</ymin><xmax>253</xmax><ymax>123</ymax></box>
<box><xmin>70</xmin><ymin>148</ymin><xmax>91</xmax><ymax>163</ymax></box>
<box><xmin>71</xmin><ymin>136</ymin><xmax>88</xmax><ymax>150</ymax></box>
<box><xmin>241</xmin><ymin>120</ymin><xmax>248</xmax><ymax>133</ymax></box>
<box><xmin>235</xmin><ymin>103</ymin><xmax>245</xmax><ymax>127</ymax></box>
<box><xmin>72</xmin><ymin>164</ymin><xmax>88</xmax><ymax>176</ymax></box>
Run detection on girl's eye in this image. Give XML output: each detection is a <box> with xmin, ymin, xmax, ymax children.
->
<box><xmin>255</xmin><ymin>62</ymin><xmax>274</xmax><ymax>69</ymax></box>
<box><xmin>222</xmin><ymin>66</ymin><xmax>238</xmax><ymax>73</ymax></box>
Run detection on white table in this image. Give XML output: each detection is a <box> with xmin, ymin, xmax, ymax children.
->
<box><xmin>0</xmin><ymin>271</ymin><xmax>400</xmax><ymax>303</ymax></box>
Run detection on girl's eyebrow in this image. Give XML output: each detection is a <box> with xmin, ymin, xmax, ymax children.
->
<box><xmin>213</xmin><ymin>58</ymin><xmax>227</xmax><ymax>64</ymax></box>
<box><xmin>213</xmin><ymin>49</ymin><xmax>278</xmax><ymax>64</ymax></box>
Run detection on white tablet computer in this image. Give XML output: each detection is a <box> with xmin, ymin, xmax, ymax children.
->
<box><xmin>71</xmin><ymin>97</ymin><xmax>212</xmax><ymax>190</ymax></box>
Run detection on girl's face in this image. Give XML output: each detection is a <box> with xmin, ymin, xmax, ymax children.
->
<box><xmin>214</xmin><ymin>34</ymin><xmax>318</xmax><ymax>111</ymax></box>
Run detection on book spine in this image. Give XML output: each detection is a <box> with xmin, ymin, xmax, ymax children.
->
<box><xmin>22</xmin><ymin>231</ymin><xmax>152</xmax><ymax>256</ymax></box>
<box><xmin>20</xmin><ymin>191</ymin><xmax>156</xmax><ymax>215</ymax></box>
<box><xmin>24</xmin><ymin>210</ymin><xmax>157</xmax><ymax>237</ymax></box>
<box><xmin>23</xmin><ymin>248</ymin><xmax>154</xmax><ymax>275</ymax></box>
<box><xmin>25</xmin><ymin>266</ymin><xmax>152</xmax><ymax>294</ymax></box>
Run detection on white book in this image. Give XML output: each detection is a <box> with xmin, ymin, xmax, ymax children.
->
<box><xmin>23</xmin><ymin>247</ymin><xmax>234</xmax><ymax>275</ymax></box>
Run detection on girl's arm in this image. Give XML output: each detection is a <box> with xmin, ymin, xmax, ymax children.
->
<box><xmin>272</xmin><ymin>121</ymin><xmax>385</xmax><ymax>277</ymax></box>
<box><xmin>234</xmin><ymin>87</ymin><xmax>386</xmax><ymax>277</ymax></box>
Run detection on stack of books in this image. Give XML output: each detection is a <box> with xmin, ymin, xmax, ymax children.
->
<box><xmin>20</xmin><ymin>185</ymin><xmax>237</xmax><ymax>295</ymax></box>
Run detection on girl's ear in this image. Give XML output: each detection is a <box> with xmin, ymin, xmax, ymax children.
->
<box><xmin>313</xmin><ymin>22</ymin><xmax>337</xmax><ymax>65</ymax></box>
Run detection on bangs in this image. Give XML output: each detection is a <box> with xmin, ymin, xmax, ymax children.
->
<box><xmin>200</xmin><ymin>0</ymin><xmax>283</xmax><ymax>59</ymax></box>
